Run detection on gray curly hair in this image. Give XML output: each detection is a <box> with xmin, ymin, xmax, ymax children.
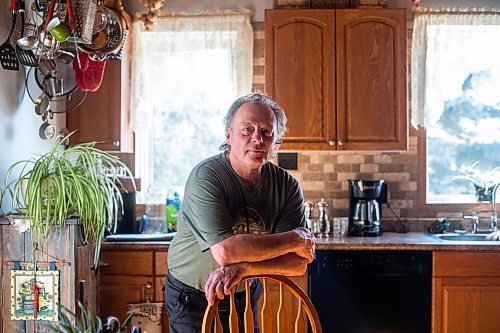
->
<box><xmin>219</xmin><ymin>93</ymin><xmax>288</xmax><ymax>152</ymax></box>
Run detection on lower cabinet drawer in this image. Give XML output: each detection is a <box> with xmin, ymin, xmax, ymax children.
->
<box><xmin>99</xmin><ymin>251</ymin><xmax>154</xmax><ymax>275</ymax></box>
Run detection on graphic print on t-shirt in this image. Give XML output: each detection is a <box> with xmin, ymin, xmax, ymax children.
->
<box><xmin>232</xmin><ymin>207</ymin><xmax>268</xmax><ymax>235</ymax></box>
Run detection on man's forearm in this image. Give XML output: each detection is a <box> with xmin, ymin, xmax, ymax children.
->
<box><xmin>242</xmin><ymin>253</ymin><xmax>309</xmax><ymax>277</ymax></box>
<box><xmin>210</xmin><ymin>230</ymin><xmax>308</xmax><ymax>266</ymax></box>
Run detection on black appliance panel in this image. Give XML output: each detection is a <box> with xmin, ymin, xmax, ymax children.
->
<box><xmin>308</xmin><ymin>250</ymin><xmax>432</xmax><ymax>333</ymax></box>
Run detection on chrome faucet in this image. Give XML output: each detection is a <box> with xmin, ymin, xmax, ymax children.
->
<box><xmin>491</xmin><ymin>182</ymin><xmax>500</xmax><ymax>232</ymax></box>
<box><xmin>464</xmin><ymin>215</ymin><xmax>479</xmax><ymax>233</ymax></box>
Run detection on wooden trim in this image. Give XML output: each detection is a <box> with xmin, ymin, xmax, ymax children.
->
<box><xmin>433</xmin><ymin>251</ymin><xmax>500</xmax><ymax>277</ymax></box>
<box><xmin>417</xmin><ymin>127</ymin><xmax>491</xmax><ymax>213</ymax></box>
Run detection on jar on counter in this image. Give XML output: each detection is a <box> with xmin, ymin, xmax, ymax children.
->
<box><xmin>142</xmin><ymin>188</ymin><xmax>167</xmax><ymax>234</ymax></box>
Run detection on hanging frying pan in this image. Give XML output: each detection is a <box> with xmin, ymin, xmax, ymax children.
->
<box><xmin>35</xmin><ymin>55</ymin><xmax>77</xmax><ymax>98</ymax></box>
<box><xmin>77</xmin><ymin>6</ymin><xmax>126</xmax><ymax>61</ymax></box>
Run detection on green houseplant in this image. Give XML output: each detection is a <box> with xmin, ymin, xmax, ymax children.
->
<box><xmin>452</xmin><ymin>161</ymin><xmax>500</xmax><ymax>202</ymax></box>
<box><xmin>1</xmin><ymin>132</ymin><xmax>135</xmax><ymax>266</ymax></box>
<box><xmin>44</xmin><ymin>301</ymin><xmax>133</xmax><ymax>333</ymax></box>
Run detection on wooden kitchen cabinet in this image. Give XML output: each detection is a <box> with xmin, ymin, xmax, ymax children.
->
<box><xmin>99</xmin><ymin>249</ymin><xmax>169</xmax><ymax>332</ymax></box>
<box><xmin>66</xmin><ymin>11</ymin><xmax>134</xmax><ymax>153</ymax></box>
<box><xmin>265</xmin><ymin>9</ymin><xmax>407</xmax><ymax>150</ymax></box>
<box><xmin>433</xmin><ymin>251</ymin><xmax>500</xmax><ymax>333</ymax></box>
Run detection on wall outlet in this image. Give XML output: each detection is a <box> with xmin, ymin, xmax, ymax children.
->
<box><xmin>277</xmin><ymin>152</ymin><xmax>298</xmax><ymax>170</ymax></box>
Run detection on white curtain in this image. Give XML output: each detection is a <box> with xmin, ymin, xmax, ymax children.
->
<box><xmin>130</xmin><ymin>9</ymin><xmax>254</xmax><ymax>131</ymax></box>
<box><xmin>411</xmin><ymin>7</ymin><xmax>500</xmax><ymax>128</ymax></box>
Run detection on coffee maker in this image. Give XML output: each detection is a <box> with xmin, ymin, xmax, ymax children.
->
<box><xmin>348</xmin><ymin>179</ymin><xmax>387</xmax><ymax>236</ymax></box>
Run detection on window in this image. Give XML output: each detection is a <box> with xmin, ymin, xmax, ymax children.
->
<box><xmin>130</xmin><ymin>11</ymin><xmax>254</xmax><ymax>201</ymax></box>
<box><xmin>412</xmin><ymin>9</ymin><xmax>500</xmax><ymax>204</ymax></box>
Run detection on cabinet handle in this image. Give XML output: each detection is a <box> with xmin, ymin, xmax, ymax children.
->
<box><xmin>328</xmin><ymin>140</ymin><xmax>336</xmax><ymax>146</ymax></box>
<box><xmin>112</xmin><ymin>141</ymin><xmax>120</xmax><ymax>147</ymax></box>
<box><xmin>338</xmin><ymin>139</ymin><xmax>345</xmax><ymax>146</ymax></box>
<box><xmin>143</xmin><ymin>282</ymin><xmax>153</xmax><ymax>302</ymax></box>
<box><xmin>99</xmin><ymin>261</ymin><xmax>109</xmax><ymax>267</ymax></box>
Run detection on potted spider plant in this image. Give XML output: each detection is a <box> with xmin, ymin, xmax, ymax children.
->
<box><xmin>452</xmin><ymin>161</ymin><xmax>500</xmax><ymax>202</ymax></box>
<box><xmin>1</xmin><ymin>132</ymin><xmax>135</xmax><ymax>267</ymax></box>
<box><xmin>43</xmin><ymin>301</ymin><xmax>133</xmax><ymax>333</ymax></box>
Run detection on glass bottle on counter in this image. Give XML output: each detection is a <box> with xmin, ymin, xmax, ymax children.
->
<box><xmin>142</xmin><ymin>188</ymin><xmax>167</xmax><ymax>234</ymax></box>
<box><xmin>304</xmin><ymin>201</ymin><xmax>315</xmax><ymax>233</ymax></box>
<box><xmin>317</xmin><ymin>198</ymin><xmax>331</xmax><ymax>238</ymax></box>
<box><xmin>166</xmin><ymin>187</ymin><xmax>183</xmax><ymax>232</ymax></box>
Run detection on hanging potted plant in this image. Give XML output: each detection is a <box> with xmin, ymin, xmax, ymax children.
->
<box><xmin>1</xmin><ymin>132</ymin><xmax>135</xmax><ymax>267</ymax></box>
<box><xmin>452</xmin><ymin>161</ymin><xmax>500</xmax><ymax>202</ymax></box>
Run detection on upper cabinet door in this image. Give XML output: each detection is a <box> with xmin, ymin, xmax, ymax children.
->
<box><xmin>265</xmin><ymin>9</ymin><xmax>336</xmax><ymax>150</ymax></box>
<box><xmin>336</xmin><ymin>9</ymin><xmax>407</xmax><ymax>150</ymax></box>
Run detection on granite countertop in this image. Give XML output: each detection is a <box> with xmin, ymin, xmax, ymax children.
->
<box><xmin>315</xmin><ymin>232</ymin><xmax>500</xmax><ymax>251</ymax></box>
<box><xmin>101</xmin><ymin>232</ymin><xmax>500</xmax><ymax>252</ymax></box>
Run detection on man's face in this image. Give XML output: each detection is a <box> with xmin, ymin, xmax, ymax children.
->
<box><xmin>226</xmin><ymin>102</ymin><xmax>277</xmax><ymax>170</ymax></box>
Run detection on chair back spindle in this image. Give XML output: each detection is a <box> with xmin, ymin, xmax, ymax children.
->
<box><xmin>201</xmin><ymin>274</ymin><xmax>323</xmax><ymax>333</ymax></box>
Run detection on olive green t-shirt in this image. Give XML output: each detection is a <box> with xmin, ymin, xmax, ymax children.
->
<box><xmin>167</xmin><ymin>153</ymin><xmax>306</xmax><ymax>291</ymax></box>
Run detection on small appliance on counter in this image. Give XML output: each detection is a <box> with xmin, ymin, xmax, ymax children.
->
<box><xmin>348</xmin><ymin>179</ymin><xmax>387</xmax><ymax>236</ymax></box>
<box><xmin>116</xmin><ymin>191</ymin><xmax>138</xmax><ymax>234</ymax></box>
<box><xmin>115</xmin><ymin>178</ymin><xmax>141</xmax><ymax>234</ymax></box>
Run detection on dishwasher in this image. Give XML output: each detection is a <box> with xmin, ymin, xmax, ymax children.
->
<box><xmin>308</xmin><ymin>250</ymin><xmax>432</xmax><ymax>333</ymax></box>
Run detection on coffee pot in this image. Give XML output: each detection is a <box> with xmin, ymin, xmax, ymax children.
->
<box><xmin>353</xmin><ymin>199</ymin><xmax>381</xmax><ymax>224</ymax></box>
<box><xmin>348</xmin><ymin>180</ymin><xmax>386</xmax><ymax>236</ymax></box>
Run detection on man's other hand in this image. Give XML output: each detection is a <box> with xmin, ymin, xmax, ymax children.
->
<box><xmin>204</xmin><ymin>263</ymin><xmax>249</xmax><ymax>306</ymax></box>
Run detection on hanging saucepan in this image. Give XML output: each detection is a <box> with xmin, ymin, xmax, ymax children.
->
<box><xmin>35</xmin><ymin>55</ymin><xmax>77</xmax><ymax>98</ymax></box>
<box><xmin>77</xmin><ymin>6</ymin><xmax>126</xmax><ymax>61</ymax></box>
<box><xmin>26</xmin><ymin>67</ymin><xmax>87</xmax><ymax>114</ymax></box>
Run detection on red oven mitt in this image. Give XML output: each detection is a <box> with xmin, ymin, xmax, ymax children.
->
<box><xmin>73</xmin><ymin>53</ymin><xmax>106</xmax><ymax>92</ymax></box>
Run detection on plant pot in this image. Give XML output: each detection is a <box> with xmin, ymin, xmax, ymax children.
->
<box><xmin>474</xmin><ymin>185</ymin><xmax>494</xmax><ymax>203</ymax></box>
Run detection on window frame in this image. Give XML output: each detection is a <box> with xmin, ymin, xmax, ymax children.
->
<box><xmin>417</xmin><ymin>127</ymin><xmax>491</xmax><ymax>212</ymax></box>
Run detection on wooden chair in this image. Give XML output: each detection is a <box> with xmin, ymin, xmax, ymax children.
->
<box><xmin>201</xmin><ymin>274</ymin><xmax>323</xmax><ymax>333</ymax></box>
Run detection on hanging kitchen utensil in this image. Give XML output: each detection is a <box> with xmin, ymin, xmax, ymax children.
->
<box><xmin>73</xmin><ymin>51</ymin><xmax>106</xmax><ymax>92</ymax></box>
<box><xmin>43</xmin><ymin>0</ymin><xmax>57</xmax><ymax>32</ymax></box>
<box><xmin>26</xmin><ymin>67</ymin><xmax>87</xmax><ymax>114</ymax></box>
<box><xmin>66</xmin><ymin>0</ymin><xmax>77</xmax><ymax>35</ymax></box>
<box><xmin>50</xmin><ymin>88</ymin><xmax>87</xmax><ymax>113</ymax></box>
<box><xmin>39</xmin><ymin>119</ymin><xmax>56</xmax><ymax>139</ymax></box>
<box><xmin>77</xmin><ymin>6</ymin><xmax>125</xmax><ymax>61</ymax></box>
<box><xmin>15</xmin><ymin>0</ymin><xmax>38</xmax><ymax>67</ymax></box>
<box><xmin>33</xmin><ymin>0</ymin><xmax>48</xmax><ymax>12</ymax></box>
<box><xmin>0</xmin><ymin>0</ymin><xmax>20</xmax><ymax>71</ymax></box>
<box><xmin>35</xmin><ymin>56</ymin><xmax>77</xmax><ymax>97</ymax></box>
<box><xmin>34</xmin><ymin>91</ymin><xmax>50</xmax><ymax>115</ymax></box>
<box><xmin>105</xmin><ymin>9</ymin><xmax>130</xmax><ymax>61</ymax></box>
<box><xmin>73</xmin><ymin>0</ymin><xmax>97</xmax><ymax>44</ymax></box>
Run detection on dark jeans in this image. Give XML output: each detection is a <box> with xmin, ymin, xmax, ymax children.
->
<box><xmin>165</xmin><ymin>272</ymin><xmax>262</xmax><ymax>333</ymax></box>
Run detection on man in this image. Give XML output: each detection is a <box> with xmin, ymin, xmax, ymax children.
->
<box><xmin>166</xmin><ymin>93</ymin><xmax>316</xmax><ymax>332</ymax></box>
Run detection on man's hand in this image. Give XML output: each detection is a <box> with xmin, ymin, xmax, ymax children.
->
<box><xmin>292</xmin><ymin>227</ymin><xmax>316</xmax><ymax>263</ymax></box>
<box><xmin>205</xmin><ymin>263</ymin><xmax>248</xmax><ymax>306</ymax></box>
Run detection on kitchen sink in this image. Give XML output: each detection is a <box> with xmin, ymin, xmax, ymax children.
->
<box><xmin>431</xmin><ymin>233</ymin><xmax>497</xmax><ymax>242</ymax></box>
